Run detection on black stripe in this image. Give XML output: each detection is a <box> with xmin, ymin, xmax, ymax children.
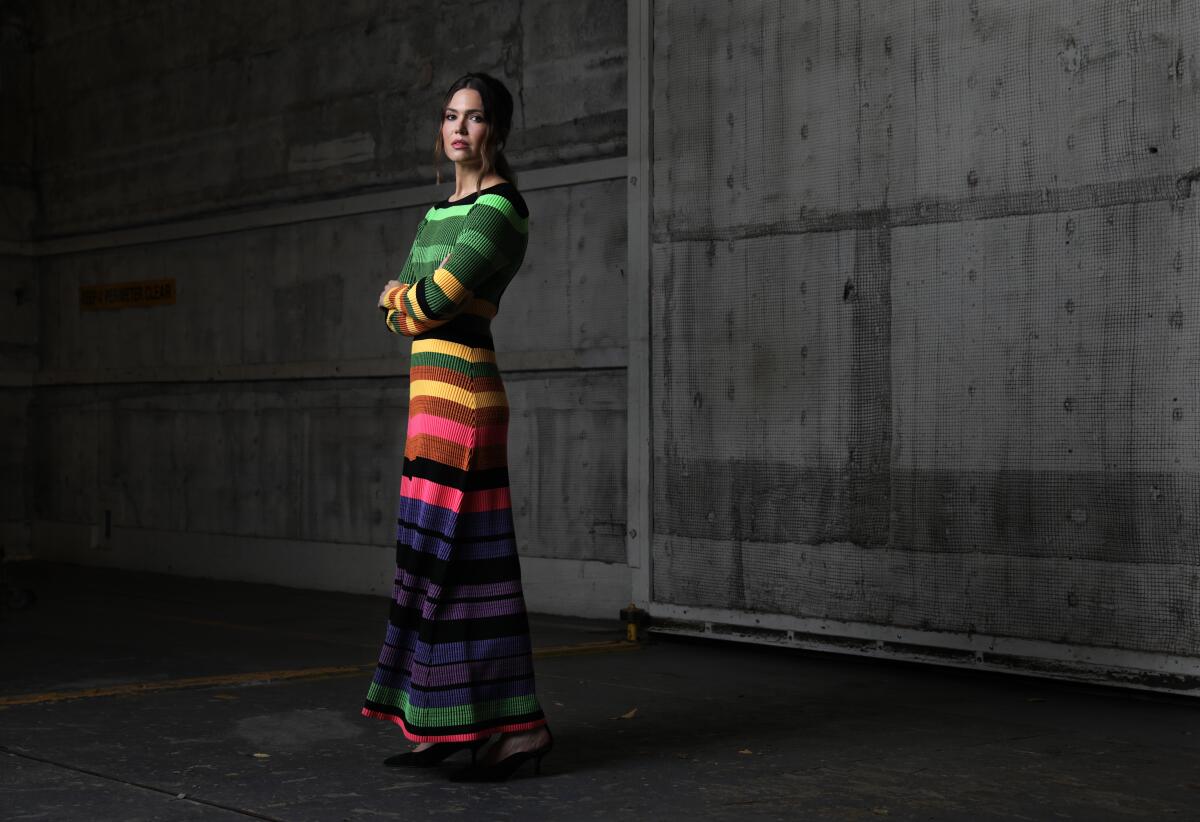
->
<box><xmin>395</xmin><ymin>544</ymin><xmax>522</xmax><ymax>586</ymax></box>
<box><xmin>369</xmin><ymin>652</ymin><xmax>530</xmax><ymax>681</ymax></box>
<box><xmin>386</xmin><ymin>607</ymin><xmax>533</xmax><ymax>644</ymax></box>
<box><xmin>448</xmin><ymin>313</ymin><xmax>495</xmax><ymax>336</ymax></box>
<box><xmin>378</xmin><ymin>647</ymin><xmax>533</xmax><ymax>669</ymax></box>
<box><xmin>392</xmin><ymin>595</ymin><xmax>525</xmax><ymax>616</ymax></box>
<box><xmin>414</xmin><ymin>278</ymin><xmax>438</xmax><ymax>321</ymax></box>
<box><xmin>404</xmin><ymin>457</ymin><xmax>509</xmax><ymax>491</ymax></box>
<box><xmin>370</xmin><ymin>662</ymin><xmax>535</xmax><ymax>691</ymax></box>
<box><xmin>415</xmin><ymin>322</ymin><xmax>495</xmax><ymax>349</ymax></box>
<box><xmin>430</xmin><ymin>183</ymin><xmax>528</xmax><ymax>218</ymax></box>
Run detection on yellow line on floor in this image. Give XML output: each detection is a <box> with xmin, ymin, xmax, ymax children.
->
<box><xmin>0</xmin><ymin>640</ymin><xmax>640</xmax><ymax>708</ymax></box>
<box><xmin>0</xmin><ymin>665</ymin><xmax>367</xmax><ymax>708</ymax></box>
<box><xmin>534</xmin><ymin>639</ymin><xmax>643</xmax><ymax>658</ymax></box>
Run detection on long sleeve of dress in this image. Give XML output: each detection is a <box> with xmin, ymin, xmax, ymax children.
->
<box><xmin>383</xmin><ymin>194</ymin><xmax>525</xmax><ymax>337</ymax></box>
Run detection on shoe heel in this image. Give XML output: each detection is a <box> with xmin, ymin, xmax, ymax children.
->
<box><xmin>469</xmin><ymin>739</ymin><xmax>486</xmax><ymax>766</ymax></box>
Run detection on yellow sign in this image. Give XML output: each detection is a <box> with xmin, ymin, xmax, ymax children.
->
<box><xmin>80</xmin><ymin>279</ymin><xmax>176</xmax><ymax>310</ymax></box>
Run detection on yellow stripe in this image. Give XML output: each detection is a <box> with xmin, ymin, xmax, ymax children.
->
<box><xmin>432</xmin><ymin>267</ymin><xmax>471</xmax><ymax>304</ymax></box>
<box><xmin>409</xmin><ymin>380</ymin><xmax>507</xmax><ymax>408</ymax></box>
<box><xmin>411</xmin><ymin>338</ymin><xmax>498</xmax><ymax>363</ymax></box>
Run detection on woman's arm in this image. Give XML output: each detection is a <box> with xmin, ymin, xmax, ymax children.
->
<box><xmin>381</xmin><ymin>193</ymin><xmax>526</xmax><ymax>336</ymax></box>
<box><xmin>377</xmin><ymin>217</ymin><xmax>428</xmax><ymax>333</ymax></box>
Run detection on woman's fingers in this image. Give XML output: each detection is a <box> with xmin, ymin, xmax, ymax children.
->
<box><xmin>378</xmin><ymin>280</ymin><xmax>402</xmax><ymax>308</ymax></box>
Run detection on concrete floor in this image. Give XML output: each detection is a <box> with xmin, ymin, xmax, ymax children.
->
<box><xmin>2</xmin><ymin>562</ymin><xmax>1200</xmax><ymax>821</ymax></box>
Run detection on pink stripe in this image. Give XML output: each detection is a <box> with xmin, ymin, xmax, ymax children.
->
<box><xmin>461</xmin><ymin>487</ymin><xmax>511</xmax><ymax>512</ymax></box>
<box><xmin>400</xmin><ymin>477</ymin><xmax>511</xmax><ymax>513</ymax></box>
<box><xmin>401</xmin><ymin>476</ymin><xmax>464</xmax><ymax>510</ymax></box>
<box><xmin>408</xmin><ymin>414</ymin><xmax>507</xmax><ymax>448</ymax></box>
<box><xmin>361</xmin><ymin>708</ymin><xmax>547</xmax><ymax>743</ymax></box>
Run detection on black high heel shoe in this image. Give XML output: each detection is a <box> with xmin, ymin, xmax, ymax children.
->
<box><xmin>383</xmin><ymin>739</ymin><xmax>486</xmax><ymax>768</ymax></box>
<box><xmin>449</xmin><ymin>727</ymin><xmax>553</xmax><ymax>782</ymax></box>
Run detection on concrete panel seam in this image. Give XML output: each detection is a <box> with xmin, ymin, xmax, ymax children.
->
<box><xmin>655</xmin><ymin>173</ymin><xmax>1194</xmax><ymax>243</ymax></box>
<box><xmin>626</xmin><ymin>0</ymin><xmax>654</xmax><ymax>600</ymax></box>
<box><xmin>0</xmin><ymin>240</ymin><xmax>35</xmax><ymax>259</ymax></box>
<box><xmin>0</xmin><ymin>372</ymin><xmax>35</xmax><ymax>387</ymax></box>
<box><xmin>31</xmin><ymin>158</ymin><xmax>627</xmax><ymax>258</ymax></box>
<box><xmin>32</xmin><ymin>349</ymin><xmax>629</xmax><ymax>387</ymax></box>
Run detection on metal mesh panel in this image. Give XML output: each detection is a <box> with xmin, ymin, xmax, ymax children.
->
<box><xmin>649</xmin><ymin>0</ymin><xmax>1200</xmax><ymax>660</ymax></box>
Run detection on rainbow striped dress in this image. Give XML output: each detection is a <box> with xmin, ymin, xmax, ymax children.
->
<box><xmin>362</xmin><ymin>182</ymin><xmax>546</xmax><ymax>742</ymax></box>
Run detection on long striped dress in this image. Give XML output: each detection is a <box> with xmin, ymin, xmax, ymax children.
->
<box><xmin>362</xmin><ymin>182</ymin><xmax>547</xmax><ymax>742</ymax></box>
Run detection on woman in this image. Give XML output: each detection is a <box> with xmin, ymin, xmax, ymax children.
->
<box><xmin>362</xmin><ymin>72</ymin><xmax>553</xmax><ymax>781</ymax></box>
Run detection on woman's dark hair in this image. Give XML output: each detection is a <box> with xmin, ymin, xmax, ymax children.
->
<box><xmin>434</xmin><ymin>72</ymin><xmax>517</xmax><ymax>190</ymax></box>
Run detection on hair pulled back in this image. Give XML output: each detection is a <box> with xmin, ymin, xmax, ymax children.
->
<box><xmin>434</xmin><ymin>72</ymin><xmax>517</xmax><ymax>190</ymax></box>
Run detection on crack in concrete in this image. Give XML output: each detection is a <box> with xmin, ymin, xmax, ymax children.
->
<box><xmin>0</xmin><ymin>745</ymin><xmax>287</xmax><ymax>821</ymax></box>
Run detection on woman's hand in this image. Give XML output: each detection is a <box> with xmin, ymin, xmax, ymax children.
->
<box><xmin>378</xmin><ymin>280</ymin><xmax>402</xmax><ymax>310</ymax></box>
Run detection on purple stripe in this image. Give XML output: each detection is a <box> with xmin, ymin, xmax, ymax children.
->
<box><xmin>378</xmin><ymin>648</ymin><xmax>534</xmax><ymax>689</ymax></box>
<box><xmin>381</xmin><ymin>633</ymin><xmax>533</xmax><ymax>666</ymax></box>
<box><xmin>395</xmin><ymin>528</ymin><xmax>453</xmax><ymax>560</ymax></box>
<box><xmin>433</xmin><ymin>596</ymin><xmax>526</xmax><ymax>621</ymax></box>
<box><xmin>409</xmin><ymin>656</ymin><xmax>535</xmax><ymax>689</ymax></box>
<box><xmin>390</xmin><ymin>577</ymin><xmax>525</xmax><ymax>611</ymax></box>
<box><xmin>395</xmin><ymin>528</ymin><xmax>519</xmax><ymax>562</ymax></box>
<box><xmin>443</xmin><ymin>580</ymin><xmax>524</xmax><ymax>599</ymax></box>
<box><xmin>389</xmin><ymin>588</ymin><xmax>525</xmax><ymax>620</ymax></box>
<box><xmin>397</xmin><ymin>496</ymin><xmax>516</xmax><ymax>539</ymax></box>
<box><xmin>374</xmin><ymin>644</ymin><xmax>536</xmax><ymax>692</ymax></box>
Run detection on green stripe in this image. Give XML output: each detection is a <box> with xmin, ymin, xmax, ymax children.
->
<box><xmin>365</xmin><ymin>681</ymin><xmax>540</xmax><ymax>726</ymax></box>
<box><xmin>410</xmin><ymin>351</ymin><xmax>499</xmax><ymax>377</ymax></box>
<box><xmin>410</xmin><ymin>244</ymin><xmax>457</xmax><ymax>264</ymax></box>
<box><xmin>477</xmin><ymin>194</ymin><xmax>530</xmax><ymax>232</ymax></box>
<box><xmin>385</xmin><ymin>309</ymin><xmax>404</xmax><ymax>334</ymax></box>
<box><xmin>454</xmin><ymin>231</ymin><xmax>513</xmax><ymax>271</ymax></box>
<box><xmin>422</xmin><ymin>280</ymin><xmax>453</xmax><ymax>316</ymax></box>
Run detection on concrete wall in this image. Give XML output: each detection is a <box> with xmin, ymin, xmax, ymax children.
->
<box><xmin>0</xmin><ymin>0</ymin><xmax>37</xmax><ymax>558</ymax></box>
<box><xmin>21</xmin><ymin>0</ymin><xmax>631</xmax><ymax>617</ymax></box>
<box><xmin>32</xmin><ymin>0</ymin><xmax>626</xmax><ymax>235</ymax></box>
<box><xmin>647</xmin><ymin>0</ymin><xmax>1200</xmax><ymax>663</ymax></box>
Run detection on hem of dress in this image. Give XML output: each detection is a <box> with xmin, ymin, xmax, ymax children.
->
<box><xmin>361</xmin><ymin>707</ymin><xmax>547</xmax><ymax>743</ymax></box>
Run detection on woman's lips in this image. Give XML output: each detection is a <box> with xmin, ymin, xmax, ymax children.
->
<box><xmin>451</xmin><ymin>141</ymin><xmax>468</xmax><ymax>149</ymax></box>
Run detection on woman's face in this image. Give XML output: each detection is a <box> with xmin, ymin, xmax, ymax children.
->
<box><xmin>441</xmin><ymin>88</ymin><xmax>489</xmax><ymax>166</ymax></box>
